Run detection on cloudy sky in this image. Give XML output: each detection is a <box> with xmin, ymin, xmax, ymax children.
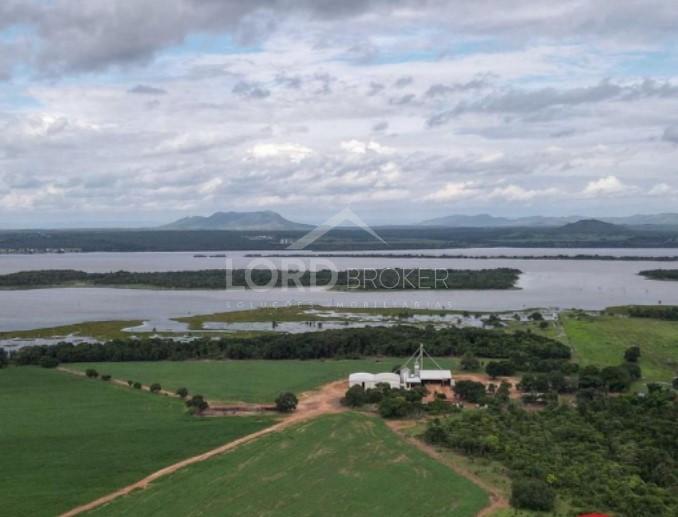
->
<box><xmin>2</xmin><ymin>1</ymin><xmax>678</xmax><ymax>227</ymax></box>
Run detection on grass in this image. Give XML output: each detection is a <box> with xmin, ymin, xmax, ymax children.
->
<box><xmin>68</xmin><ymin>358</ymin><xmax>459</xmax><ymax>403</ymax></box>
<box><xmin>0</xmin><ymin>367</ymin><xmax>274</xmax><ymax>516</ymax></box>
<box><xmin>562</xmin><ymin>312</ymin><xmax>678</xmax><ymax>383</ymax></box>
<box><xmin>89</xmin><ymin>412</ymin><xmax>488</xmax><ymax>517</ymax></box>
<box><xmin>0</xmin><ymin>319</ymin><xmax>142</xmax><ymax>340</ymax></box>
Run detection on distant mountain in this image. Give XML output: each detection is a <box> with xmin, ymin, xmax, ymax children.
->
<box><xmin>419</xmin><ymin>214</ymin><xmax>581</xmax><ymax>227</ymax></box>
<box><xmin>555</xmin><ymin>219</ymin><xmax>631</xmax><ymax>234</ymax></box>
<box><xmin>419</xmin><ymin>213</ymin><xmax>678</xmax><ymax>228</ymax></box>
<box><xmin>162</xmin><ymin>211</ymin><xmax>312</xmax><ymax>231</ymax></box>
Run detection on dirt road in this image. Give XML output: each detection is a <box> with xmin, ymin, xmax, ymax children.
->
<box><xmin>59</xmin><ymin>379</ymin><xmax>347</xmax><ymax>517</ymax></box>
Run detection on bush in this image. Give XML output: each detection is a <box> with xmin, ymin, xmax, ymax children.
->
<box><xmin>186</xmin><ymin>394</ymin><xmax>209</xmax><ymax>413</ymax></box>
<box><xmin>601</xmin><ymin>365</ymin><xmax>632</xmax><ymax>392</ymax></box>
<box><xmin>342</xmin><ymin>385</ymin><xmax>367</xmax><ymax>407</ymax></box>
<box><xmin>275</xmin><ymin>392</ymin><xmax>298</xmax><ymax>413</ymax></box>
<box><xmin>453</xmin><ymin>380</ymin><xmax>486</xmax><ymax>404</ymax></box>
<box><xmin>150</xmin><ymin>383</ymin><xmax>162</xmax><ymax>393</ymax></box>
<box><xmin>485</xmin><ymin>360</ymin><xmax>515</xmax><ymax>379</ymax></box>
<box><xmin>101</xmin><ymin>374</ymin><xmax>111</xmax><ymax>381</ymax></box>
<box><xmin>460</xmin><ymin>352</ymin><xmax>480</xmax><ymax>371</ymax></box>
<box><xmin>378</xmin><ymin>395</ymin><xmax>410</xmax><ymax>418</ymax></box>
<box><xmin>624</xmin><ymin>345</ymin><xmax>641</xmax><ymax>363</ymax></box>
<box><xmin>528</xmin><ymin>312</ymin><xmax>544</xmax><ymax>321</ymax></box>
<box><xmin>673</xmin><ymin>377</ymin><xmax>678</xmax><ymax>390</ymax></box>
<box><xmin>0</xmin><ymin>348</ymin><xmax>8</xmax><ymax>368</ymax></box>
<box><xmin>176</xmin><ymin>387</ymin><xmax>189</xmax><ymax>398</ymax></box>
<box><xmin>39</xmin><ymin>356</ymin><xmax>59</xmax><ymax>369</ymax></box>
<box><xmin>510</xmin><ymin>478</ymin><xmax>556</xmax><ymax>511</ymax></box>
<box><xmin>85</xmin><ymin>368</ymin><xmax>98</xmax><ymax>379</ymax></box>
<box><xmin>127</xmin><ymin>380</ymin><xmax>133</xmax><ymax>386</ymax></box>
<box><xmin>133</xmin><ymin>381</ymin><xmax>142</xmax><ymax>389</ymax></box>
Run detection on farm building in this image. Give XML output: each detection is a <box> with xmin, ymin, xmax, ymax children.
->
<box><xmin>348</xmin><ymin>344</ymin><xmax>453</xmax><ymax>390</ymax></box>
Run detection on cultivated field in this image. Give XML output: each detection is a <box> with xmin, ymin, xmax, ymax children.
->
<box><xmin>0</xmin><ymin>367</ymin><xmax>274</xmax><ymax>516</ymax></box>
<box><xmin>69</xmin><ymin>358</ymin><xmax>458</xmax><ymax>403</ymax></box>
<box><xmin>88</xmin><ymin>412</ymin><xmax>488</xmax><ymax>516</ymax></box>
<box><xmin>562</xmin><ymin>313</ymin><xmax>678</xmax><ymax>383</ymax></box>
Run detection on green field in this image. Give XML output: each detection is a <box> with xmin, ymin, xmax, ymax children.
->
<box><xmin>0</xmin><ymin>367</ymin><xmax>274</xmax><ymax>516</ymax></box>
<box><xmin>69</xmin><ymin>358</ymin><xmax>458</xmax><ymax>403</ymax></box>
<box><xmin>562</xmin><ymin>313</ymin><xmax>678</xmax><ymax>383</ymax></box>
<box><xmin>89</xmin><ymin>412</ymin><xmax>488</xmax><ymax>517</ymax></box>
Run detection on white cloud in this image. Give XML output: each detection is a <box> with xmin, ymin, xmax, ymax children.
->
<box><xmin>246</xmin><ymin>143</ymin><xmax>313</xmax><ymax>163</ymax></box>
<box><xmin>582</xmin><ymin>176</ymin><xmax>635</xmax><ymax>197</ymax></box>
<box><xmin>424</xmin><ymin>182</ymin><xmax>479</xmax><ymax>202</ymax></box>
<box><xmin>340</xmin><ymin>140</ymin><xmax>394</xmax><ymax>155</ymax></box>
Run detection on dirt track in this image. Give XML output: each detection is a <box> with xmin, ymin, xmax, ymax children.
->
<box><xmin>59</xmin><ymin>379</ymin><xmax>347</xmax><ymax>517</ymax></box>
<box><xmin>386</xmin><ymin>420</ymin><xmax>509</xmax><ymax>517</ymax></box>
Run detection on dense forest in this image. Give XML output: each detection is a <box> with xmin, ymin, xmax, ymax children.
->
<box><xmin>425</xmin><ymin>389</ymin><xmax>678</xmax><ymax>516</ymax></box>
<box><xmin>2</xmin><ymin>224</ymin><xmax>678</xmax><ymax>252</ymax></box>
<box><xmin>10</xmin><ymin>325</ymin><xmax>570</xmax><ymax>367</ymax></box>
<box><xmin>0</xmin><ymin>268</ymin><xmax>521</xmax><ymax>290</ymax></box>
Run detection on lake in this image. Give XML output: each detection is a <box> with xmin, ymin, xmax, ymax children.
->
<box><xmin>1</xmin><ymin>249</ymin><xmax>677</xmax><ymax>331</ymax></box>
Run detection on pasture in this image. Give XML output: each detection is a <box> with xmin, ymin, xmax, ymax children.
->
<box><xmin>89</xmin><ymin>412</ymin><xmax>488</xmax><ymax>517</ymax></box>
<box><xmin>69</xmin><ymin>358</ymin><xmax>458</xmax><ymax>403</ymax></box>
<box><xmin>0</xmin><ymin>367</ymin><xmax>273</xmax><ymax>516</ymax></box>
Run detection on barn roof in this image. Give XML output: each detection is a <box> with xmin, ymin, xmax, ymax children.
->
<box><xmin>419</xmin><ymin>369</ymin><xmax>452</xmax><ymax>381</ymax></box>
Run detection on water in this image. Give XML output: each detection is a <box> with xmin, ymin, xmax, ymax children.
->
<box><xmin>0</xmin><ymin>249</ymin><xmax>677</xmax><ymax>331</ymax></box>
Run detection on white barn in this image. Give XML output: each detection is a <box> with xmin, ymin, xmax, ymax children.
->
<box><xmin>349</xmin><ymin>372</ymin><xmax>401</xmax><ymax>389</ymax></box>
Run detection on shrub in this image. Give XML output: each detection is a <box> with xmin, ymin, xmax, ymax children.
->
<box><xmin>133</xmin><ymin>382</ymin><xmax>142</xmax><ymax>389</ymax></box>
<box><xmin>85</xmin><ymin>368</ymin><xmax>98</xmax><ymax>379</ymax></box>
<box><xmin>601</xmin><ymin>365</ymin><xmax>632</xmax><ymax>392</ymax></box>
<box><xmin>176</xmin><ymin>387</ymin><xmax>189</xmax><ymax>398</ymax></box>
<box><xmin>460</xmin><ymin>352</ymin><xmax>480</xmax><ymax>371</ymax></box>
<box><xmin>378</xmin><ymin>395</ymin><xmax>410</xmax><ymax>418</ymax></box>
<box><xmin>673</xmin><ymin>377</ymin><xmax>678</xmax><ymax>390</ymax></box>
<box><xmin>186</xmin><ymin>394</ymin><xmax>209</xmax><ymax>413</ymax></box>
<box><xmin>275</xmin><ymin>392</ymin><xmax>298</xmax><ymax>413</ymax></box>
<box><xmin>485</xmin><ymin>360</ymin><xmax>515</xmax><ymax>379</ymax></box>
<box><xmin>453</xmin><ymin>380</ymin><xmax>486</xmax><ymax>404</ymax></box>
<box><xmin>150</xmin><ymin>383</ymin><xmax>162</xmax><ymax>393</ymax></box>
<box><xmin>101</xmin><ymin>374</ymin><xmax>111</xmax><ymax>381</ymax></box>
<box><xmin>510</xmin><ymin>478</ymin><xmax>556</xmax><ymax>511</ymax></box>
<box><xmin>624</xmin><ymin>345</ymin><xmax>641</xmax><ymax>363</ymax></box>
<box><xmin>528</xmin><ymin>312</ymin><xmax>544</xmax><ymax>321</ymax></box>
<box><xmin>127</xmin><ymin>380</ymin><xmax>133</xmax><ymax>386</ymax></box>
<box><xmin>39</xmin><ymin>356</ymin><xmax>59</xmax><ymax>369</ymax></box>
<box><xmin>342</xmin><ymin>385</ymin><xmax>366</xmax><ymax>407</ymax></box>
<box><xmin>0</xmin><ymin>348</ymin><xmax>8</xmax><ymax>368</ymax></box>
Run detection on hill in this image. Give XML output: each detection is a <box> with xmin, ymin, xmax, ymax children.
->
<box><xmin>555</xmin><ymin>219</ymin><xmax>630</xmax><ymax>234</ymax></box>
<box><xmin>162</xmin><ymin>211</ymin><xmax>311</xmax><ymax>231</ymax></box>
<box><xmin>419</xmin><ymin>213</ymin><xmax>678</xmax><ymax>228</ymax></box>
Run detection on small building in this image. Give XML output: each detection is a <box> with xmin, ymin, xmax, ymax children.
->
<box><xmin>348</xmin><ymin>344</ymin><xmax>453</xmax><ymax>390</ymax></box>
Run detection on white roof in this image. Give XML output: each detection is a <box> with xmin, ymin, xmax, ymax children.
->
<box><xmin>349</xmin><ymin>372</ymin><xmax>375</xmax><ymax>381</ymax></box>
<box><xmin>419</xmin><ymin>369</ymin><xmax>452</xmax><ymax>381</ymax></box>
<box><xmin>374</xmin><ymin>372</ymin><xmax>400</xmax><ymax>381</ymax></box>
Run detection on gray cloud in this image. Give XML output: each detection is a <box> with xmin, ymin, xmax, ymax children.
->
<box><xmin>372</xmin><ymin>121</ymin><xmax>389</xmax><ymax>132</ymax></box>
<box><xmin>663</xmin><ymin>125</ymin><xmax>678</xmax><ymax>144</ymax></box>
<box><xmin>393</xmin><ymin>76</ymin><xmax>413</xmax><ymax>88</ymax></box>
<box><xmin>127</xmin><ymin>84</ymin><xmax>167</xmax><ymax>95</ymax></box>
<box><xmin>232</xmin><ymin>80</ymin><xmax>270</xmax><ymax>99</ymax></box>
<box><xmin>389</xmin><ymin>93</ymin><xmax>415</xmax><ymax>105</ymax></box>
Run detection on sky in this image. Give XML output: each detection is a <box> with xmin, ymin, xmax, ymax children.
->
<box><xmin>1</xmin><ymin>1</ymin><xmax>678</xmax><ymax>228</ymax></box>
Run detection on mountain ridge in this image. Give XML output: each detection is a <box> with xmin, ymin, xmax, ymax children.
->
<box><xmin>419</xmin><ymin>213</ymin><xmax>678</xmax><ymax>228</ymax></box>
<box><xmin>162</xmin><ymin>211</ymin><xmax>312</xmax><ymax>231</ymax></box>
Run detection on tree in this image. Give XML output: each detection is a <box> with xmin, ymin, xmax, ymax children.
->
<box><xmin>378</xmin><ymin>395</ymin><xmax>410</xmax><ymax>418</ymax></box>
<box><xmin>85</xmin><ymin>368</ymin><xmax>98</xmax><ymax>379</ymax></box>
<box><xmin>601</xmin><ymin>365</ymin><xmax>632</xmax><ymax>392</ymax></box>
<box><xmin>101</xmin><ymin>374</ymin><xmax>111</xmax><ymax>381</ymax></box>
<box><xmin>496</xmin><ymin>381</ymin><xmax>511</xmax><ymax>402</ymax></box>
<box><xmin>624</xmin><ymin>345</ymin><xmax>641</xmax><ymax>363</ymax></box>
<box><xmin>485</xmin><ymin>360</ymin><xmax>515</xmax><ymax>379</ymax></box>
<box><xmin>133</xmin><ymin>381</ymin><xmax>142</xmax><ymax>389</ymax></box>
<box><xmin>186</xmin><ymin>394</ymin><xmax>209</xmax><ymax>413</ymax></box>
<box><xmin>453</xmin><ymin>380</ymin><xmax>486</xmax><ymax>404</ymax></box>
<box><xmin>528</xmin><ymin>312</ymin><xmax>544</xmax><ymax>321</ymax></box>
<box><xmin>0</xmin><ymin>348</ymin><xmax>8</xmax><ymax>368</ymax></box>
<box><xmin>342</xmin><ymin>385</ymin><xmax>366</xmax><ymax>407</ymax></box>
<box><xmin>460</xmin><ymin>352</ymin><xmax>480</xmax><ymax>371</ymax></box>
<box><xmin>39</xmin><ymin>356</ymin><xmax>59</xmax><ymax>369</ymax></box>
<box><xmin>176</xmin><ymin>387</ymin><xmax>189</xmax><ymax>398</ymax></box>
<box><xmin>150</xmin><ymin>383</ymin><xmax>162</xmax><ymax>393</ymax></box>
<box><xmin>510</xmin><ymin>478</ymin><xmax>555</xmax><ymax>511</ymax></box>
<box><xmin>275</xmin><ymin>392</ymin><xmax>298</xmax><ymax>413</ymax></box>
<box><xmin>673</xmin><ymin>377</ymin><xmax>678</xmax><ymax>390</ymax></box>
<box><xmin>127</xmin><ymin>380</ymin><xmax>134</xmax><ymax>387</ymax></box>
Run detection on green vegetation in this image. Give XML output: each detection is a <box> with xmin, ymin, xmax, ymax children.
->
<box><xmin>562</xmin><ymin>312</ymin><xmax>678</xmax><ymax>383</ymax></box>
<box><xmin>0</xmin><ymin>267</ymin><xmax>521</xmax><ymax>290</ymax></box>
<box><xmin>640</xmin><ymin>269</ymin><xmax>678</xmax><ymax>281</ymax></box>
<box><xmin>90</xmin><ymin>413</ymin><xmax>488</xmax><ymax>517</ymax></box>
<box><xmin>0</xmin><ymin>367</ymin><xmax>273</xmax><ymax>516</ymax></box>
<box><xmin>67</xmin><ymin>359</ymin><xmax>418</xmax><ymax>403</ymax></box>
<box><xmin>0</xmin><ymin>319</ymin><xmax>142</xmax><ymax>341</ymax></box>
<box><xmin>425</xmin><ymin>388</ymin><xmax>678</xmax><ymax>517</ymax></box>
